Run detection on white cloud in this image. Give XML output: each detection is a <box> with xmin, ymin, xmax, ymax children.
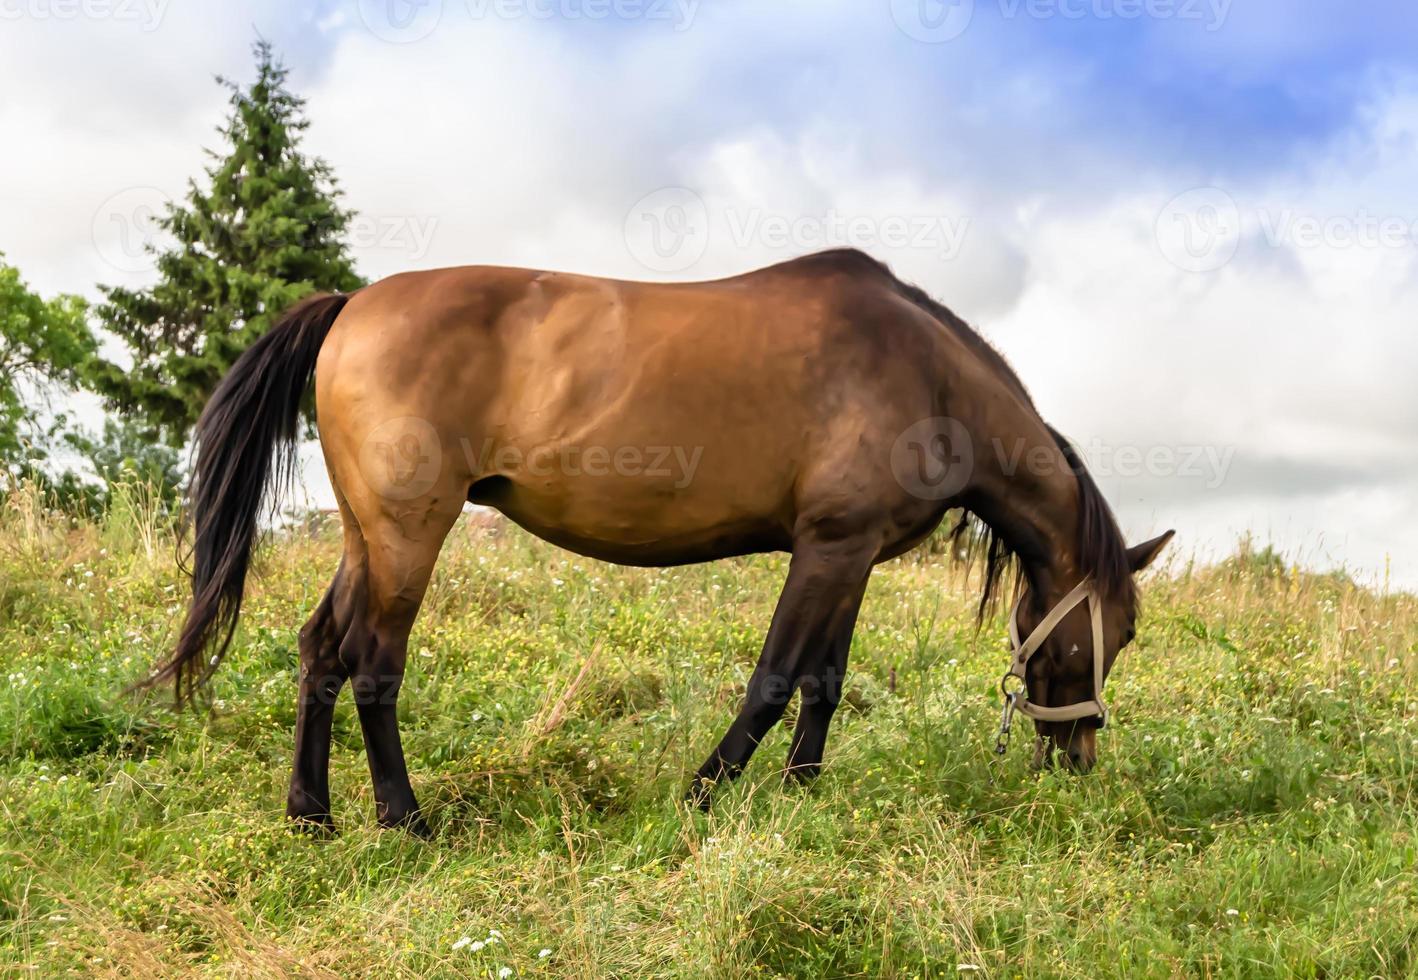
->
<box><xmin>2</xmin><ymin>1</ymin><xmax>1414</xmax><ymax>585</ymax></box>
<box><xmin>986</xmin><ymin>75</ymin><xmax>1418</xmax><ymax>584</ymax></box>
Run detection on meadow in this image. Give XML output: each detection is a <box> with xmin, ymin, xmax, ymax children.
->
<box><xmin>0</xmin><ymin>483</ymin><xmax>1415</xmax><ymax>978</ymax></box>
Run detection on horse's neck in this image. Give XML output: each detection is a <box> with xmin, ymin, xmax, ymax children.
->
<box><xmin>963</xmin><ymin>413</ymin><xmax>1083</xmax><ymax>599</ymax></box>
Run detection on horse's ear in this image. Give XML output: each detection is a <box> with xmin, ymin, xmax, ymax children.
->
<box><xmin>1127</xmin><ymin>530</ymin><xmax>1175</xmax><ymax>573</ymax></box>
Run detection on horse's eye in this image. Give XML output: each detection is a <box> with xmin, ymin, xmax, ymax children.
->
<box><xmin>1123</xmin><ymin>627</ymin><xmax>1136</xmax><ymax>645</ymax></box>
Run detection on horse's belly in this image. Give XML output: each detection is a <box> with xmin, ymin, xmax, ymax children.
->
<box><xmin>469</xmin><ymin>466</ymin><xmax>794</xmax><ymax>566</ymax></box>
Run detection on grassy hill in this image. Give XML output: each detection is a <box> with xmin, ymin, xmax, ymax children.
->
<box><xmin>1</xmin><ymin>485</ymin><xmax>1415</xmax><ymax>977</ymax></box>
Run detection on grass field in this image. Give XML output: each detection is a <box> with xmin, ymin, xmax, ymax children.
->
<box><xmin>1</xmin><ymin>484</ymin><xmax>1416</xmax><ymax>978</ymax></box>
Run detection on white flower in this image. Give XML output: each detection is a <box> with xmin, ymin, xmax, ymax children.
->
<box><xmin>452</xmin><ymin>936</ymin><xmax>473</xmax><ymax>951</ymax></box>
<box><xmin>957</xmin><ymin>966</ymin><xmax>981</xmax><ymax>973</ymax></box>
<box><xmin>471</xmin><ymin>940</ymin><xmax>485</xmax><ymax>952</ymax></box>
<box><xmin>1225</xmin><ymin>908</ymin><xmax>1239</xmax><ymax>917</ymax></box>
<box><xmin>538</xmin><ymin>948</ymin><xmax>552</xmax><ymax>959</ymax></box>
<box><xmin>498</xmin><ymin>968</ymin><xmax>513</xmax><ymax>979</ymax></box>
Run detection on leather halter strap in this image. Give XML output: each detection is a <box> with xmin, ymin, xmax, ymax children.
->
<box><xmin>1002</xmin><ymin>578</ymin><xmax>1108</xmax><ymax>726</ymax></box>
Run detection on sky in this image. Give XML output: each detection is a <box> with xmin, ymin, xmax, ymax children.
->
<box><xmin>2</xmin><ymin>0</ymin><xmax>1416</xmax><ymax>586</ymax></box>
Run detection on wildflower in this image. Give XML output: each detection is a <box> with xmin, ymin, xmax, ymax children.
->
<box><xmin>452</xmin><ymin>936</ymin><xmax>473</xmax><ymax>951</ymax></box>
<box><xmin>499</xmin><ymin>968</ymin><xmax>513</xmax><ymax>978</ymax></box>
<box><xmin>1225</xmin><ymin>908</ymin><xmax>1239</xmax><ymax>917</ymax></box>
<box><xmin>538</xmin><ymin>948</ymin><xmax>552</xmax><ymax>959</ymax></box>
<box><xmin>471</xmin><ymin>940</ymin><xmax>486</xmax><ymax>952</ymax></box>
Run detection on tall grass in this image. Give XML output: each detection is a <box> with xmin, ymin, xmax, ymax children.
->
<box><xmin>0</xmin><ymin>483</ymin><xmax>1415</xmax><ymax>977</ymax></box>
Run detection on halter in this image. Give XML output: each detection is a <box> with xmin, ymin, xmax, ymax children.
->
<box><xmin>994</xmin><ymin>578</ymin><xmax>1108</xmax><ymax>755</ymax></box>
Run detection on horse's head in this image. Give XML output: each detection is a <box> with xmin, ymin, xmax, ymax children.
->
<box><xmin>1009</xmin><ymin>529</ymin><xmax>1174</xmax><ymax>772</ymax></box>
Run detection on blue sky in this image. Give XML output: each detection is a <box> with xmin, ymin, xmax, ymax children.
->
<box><xmin>3</xmin><ymin>0</ymin><xmax>1416</xmax><ymax>583</ymax></box>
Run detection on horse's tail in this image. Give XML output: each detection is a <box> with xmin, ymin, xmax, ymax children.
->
<box><xmin>140</xmin><ymin>292</ymin><xmax>351</xmax><ymax>707</ymax></box>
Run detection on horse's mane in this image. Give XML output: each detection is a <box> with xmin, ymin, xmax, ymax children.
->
<box><xmin>814</xmin><ymin>249</ymin><xmax>1134</xmax><ymax>618</ymax></box>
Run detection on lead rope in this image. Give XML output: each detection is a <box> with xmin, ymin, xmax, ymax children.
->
<box><xmin>994</xmin><ymin>673</ymin><xmax>1026</xmax><ymax>757</ymax></box>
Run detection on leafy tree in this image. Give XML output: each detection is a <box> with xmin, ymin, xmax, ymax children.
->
<box><xmin>90</xmin><ymin>40</ymin><xmax>364</xmax><ymax>443</ymax></box>
<box><xmin>0</xmin><ymin>256</ymin><xmax>95</xmax><ymax>475</ymax></box>
<box><xmin>67</xmin><ymin>418</ymin><xmax>184</xmax><ymax>509</ymax></box>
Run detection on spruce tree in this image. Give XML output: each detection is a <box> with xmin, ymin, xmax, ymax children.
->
<box><xmin>91</xmin><ymin>40</ymin><xmax>364</xmax><ymax>443</ymax></box>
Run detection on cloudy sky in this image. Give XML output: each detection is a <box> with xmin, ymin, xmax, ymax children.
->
<box><xmin>3</xmin><ymin>0</ymin><xmax>1416</xmax><ymax>585</ymax></box>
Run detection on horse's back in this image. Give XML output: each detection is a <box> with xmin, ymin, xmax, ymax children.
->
<box><xmin>315</xmin><ymin>255</ymin><xmax>955</xmax><ymax>564</ymax></box>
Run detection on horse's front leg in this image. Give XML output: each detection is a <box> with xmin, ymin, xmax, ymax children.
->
<box><xmin>688</xmin><ymin>529</ymin><xmax>875</xmax><ymax>808</ymax></box>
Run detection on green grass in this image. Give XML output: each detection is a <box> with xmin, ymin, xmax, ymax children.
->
<box><xmin>1</xmin><ymin>486</ymin><xmax>1415</xmax><ymax>977</ymax></box>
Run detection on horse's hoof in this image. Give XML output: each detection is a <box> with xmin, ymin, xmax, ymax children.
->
<box><xmin>288</xmin><ymin>812</ymin><xmax>338</xmax><ymax>838</ymax></box>
<box><xmin>781</xmin><ymin>764</ymin><xmax>821</xmax><ymax>787</ymax></box>
<box><xmin>684</xmin><ymin>778</ymin><xmax>716</xmax><ymax>812</ymax></box>
<box><xmin>380</xmin><ymin>810</ymin><xmax>433</xmax><ymax>838</ymax></box>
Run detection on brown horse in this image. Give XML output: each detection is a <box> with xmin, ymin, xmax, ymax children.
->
<box><xmin>146</xmin><ymin>248</ymin><xmax>1172</xmax><ymax>834</ymax></box>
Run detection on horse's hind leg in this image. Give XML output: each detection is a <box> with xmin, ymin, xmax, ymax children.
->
<box><xmin>341</xmin><ymin>498</ymin><xmax>464</xmax><ymax>835</ymax></box>
<box><xmin>688</xmin><ymin>528</ymin><xmax>875</xmax><ymax>807</ymax></box>
<box><xmin>287</xmin><ymin>514</ymin><xmax>367</xmax><ymax>830</ymax></box>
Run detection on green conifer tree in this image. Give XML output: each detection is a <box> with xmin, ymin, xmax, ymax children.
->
<box><xmin>91</xmin><ymin>40</ymin><xmax>364</xmax><ymax>443</ymax></box>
